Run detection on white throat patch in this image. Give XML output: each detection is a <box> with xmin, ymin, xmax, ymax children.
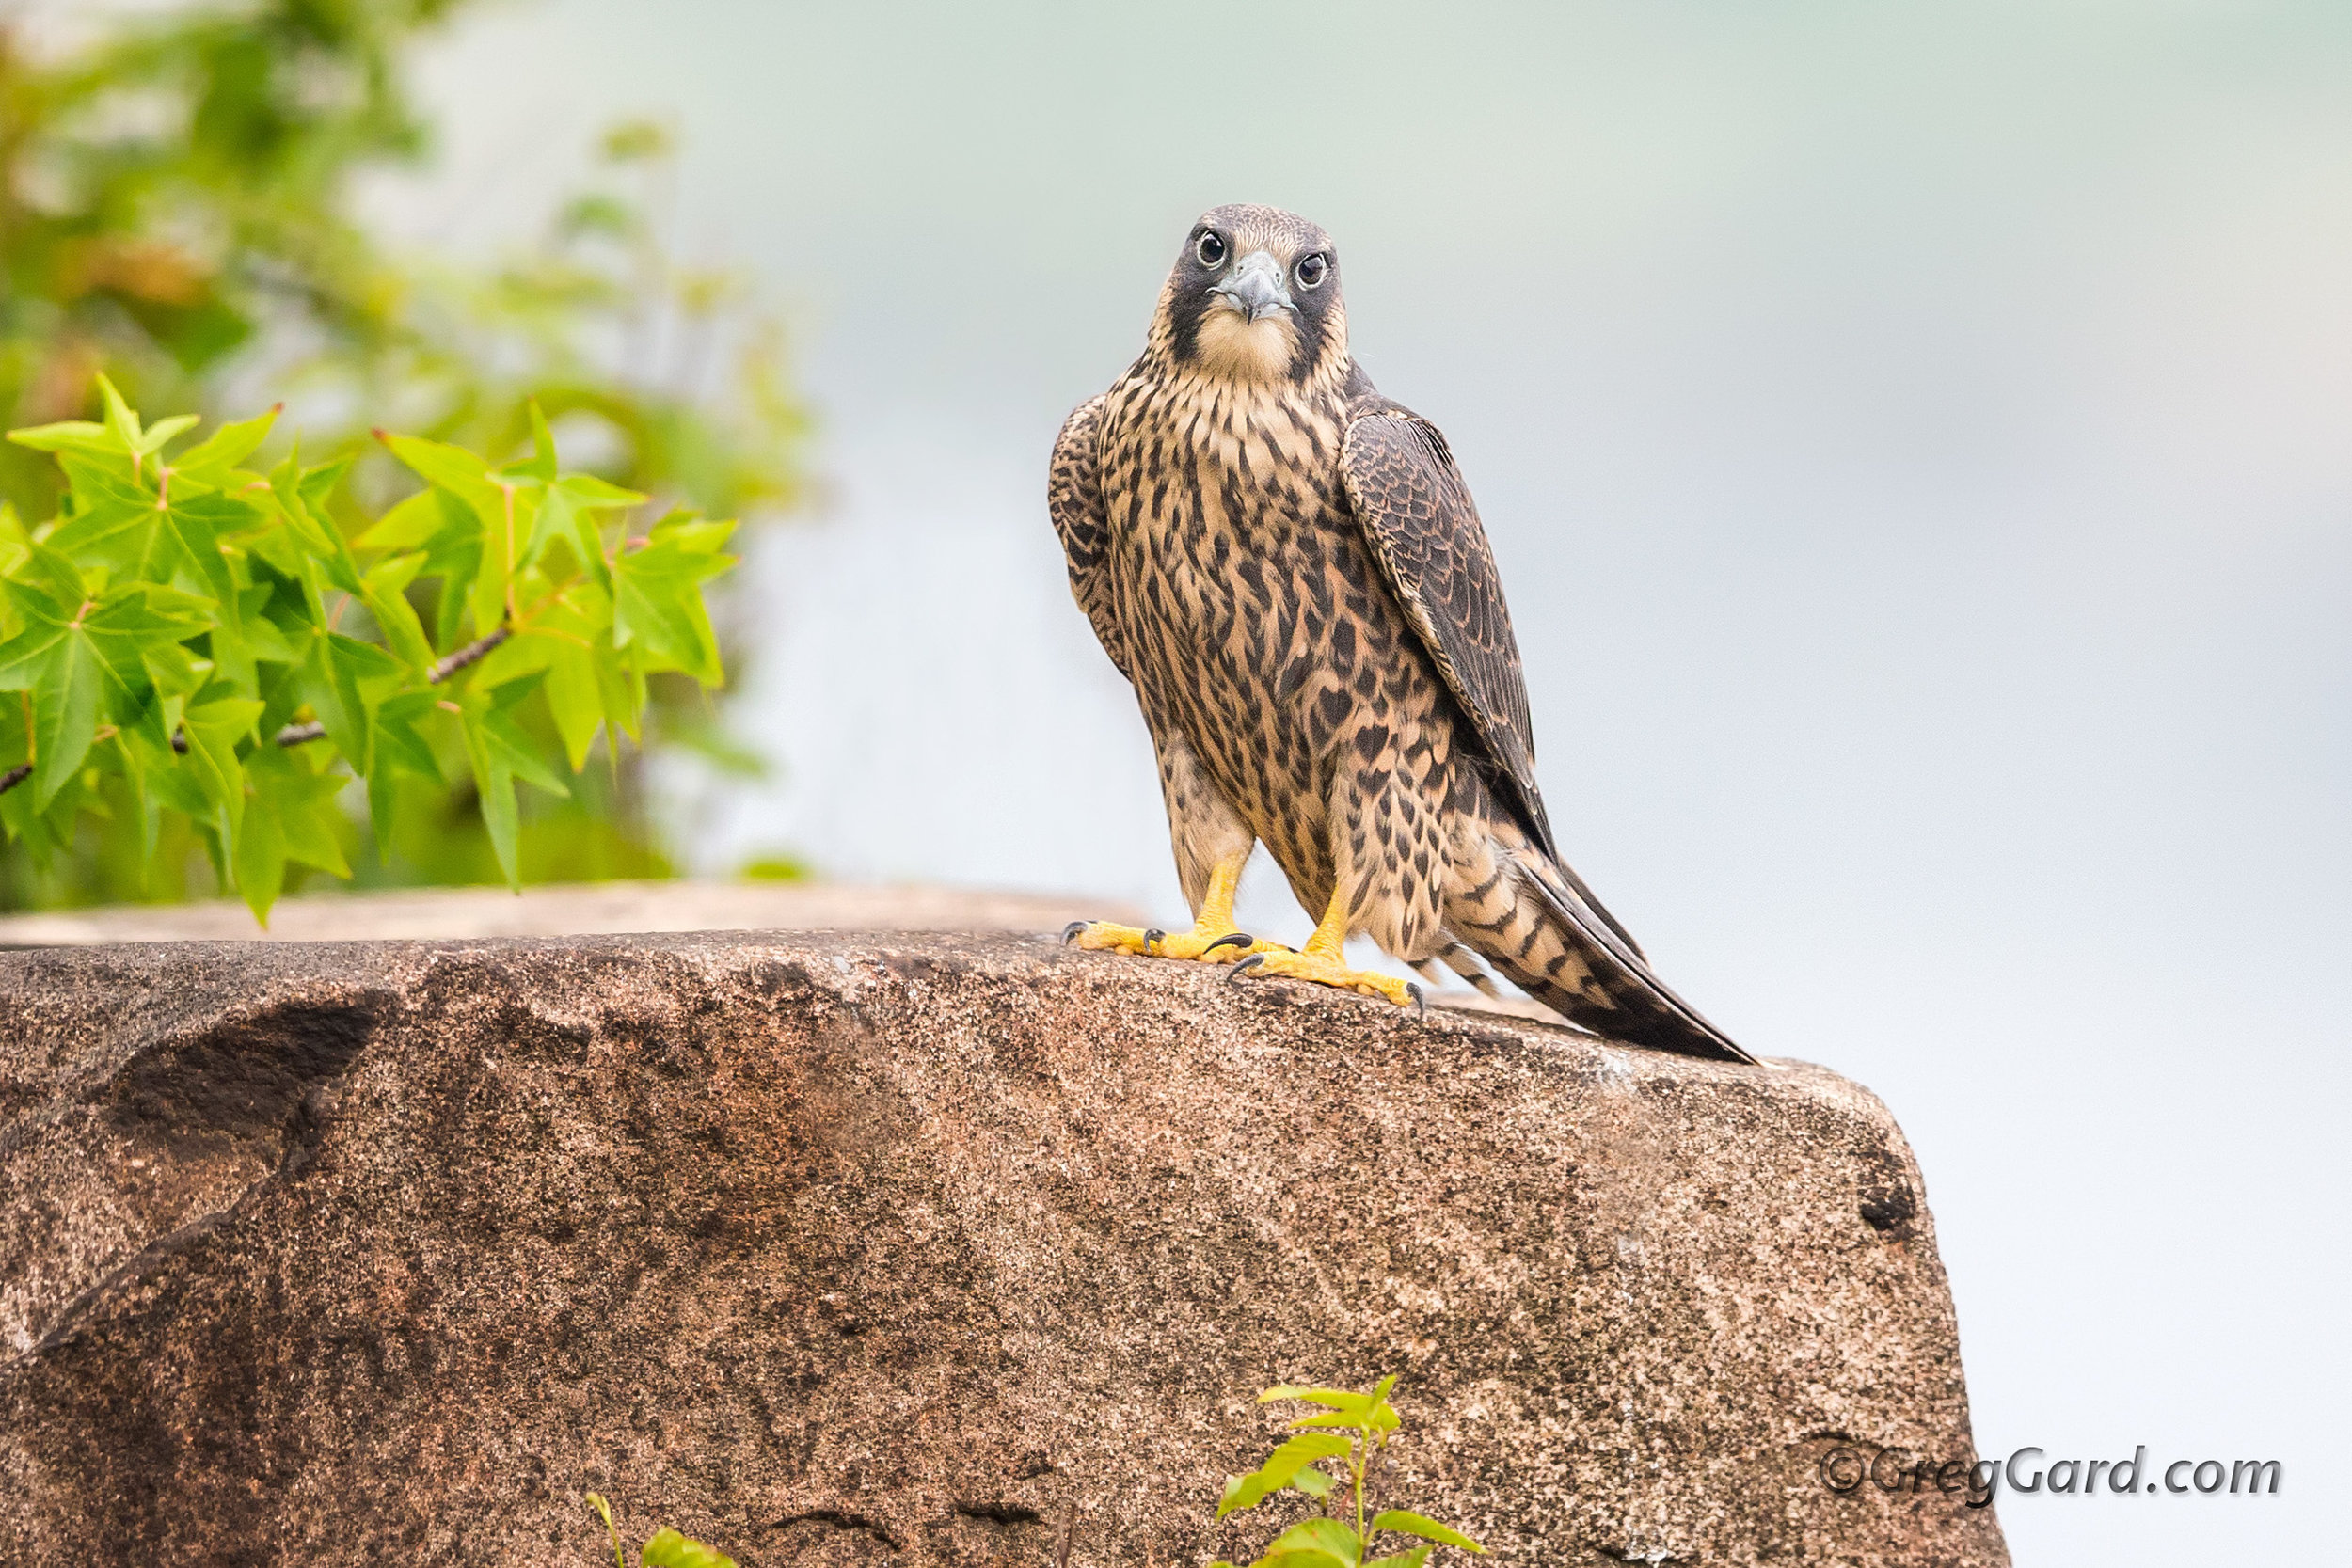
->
<box><xmin>1192</xmin><ymin>304</ymin><xmax>1299</xmax><ymax>384</ymax></box>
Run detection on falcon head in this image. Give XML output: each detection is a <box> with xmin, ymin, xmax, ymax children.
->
<box><xmin>1155</xmin><ymin>204</ymin><xmax>1347</xmax><ymax>386</ymax></box>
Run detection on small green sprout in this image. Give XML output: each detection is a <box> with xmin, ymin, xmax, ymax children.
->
<box><xmin>581</xmin><ymin>1493</ymin><xmax>737</xmax><ymax>1568</ymax></box>
<box><xmin>1210</xmin><ymin>1376</ymin><xmax>1486</xmax><ymax>1568</ymax></box>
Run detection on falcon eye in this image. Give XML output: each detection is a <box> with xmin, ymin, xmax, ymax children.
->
<box><xmin>1195</xmin><ymin>231</ymin><xmax>1228</xmax><ymax>268</ymax></box>
<box><xmin>1295</xmin><ymin>252</ymin><xmax>1329</xmax><ymax>290</ymax></box>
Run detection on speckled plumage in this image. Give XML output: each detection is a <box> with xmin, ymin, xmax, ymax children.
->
<box><xmin>1051</xmin><ymin>205</ymin><xmax>1747</xmax><ymax>1060</ymax></box>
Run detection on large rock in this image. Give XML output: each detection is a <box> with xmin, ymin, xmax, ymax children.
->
<box><xmin>0</xmin><ymin>878</ymin><xmax>1138</xmax><ymax>946</ymax></box>
<box><xmin>0</xmin><ymin>929</ymin><xmax>2007</xmax><ymax>1567</ymax></box>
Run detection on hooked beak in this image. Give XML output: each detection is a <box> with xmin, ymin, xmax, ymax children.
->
<box><xmin>1210</xmin><ymin>249</ymin><xmax>1294</xmax><ymax>322</ymax></box>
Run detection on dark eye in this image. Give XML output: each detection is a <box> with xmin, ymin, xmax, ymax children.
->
<box><xmin>1195</xmin><ymin>231</ymin><xmax>1227</xmax><ymax>268</ymax></box>
<box><xmin>1295</xmin><ymin>252</ymin><xmax>1328</xmax><ymax>290</ymax></box>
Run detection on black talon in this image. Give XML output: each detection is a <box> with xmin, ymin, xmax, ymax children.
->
<box><xmin>1406</xmin><ymin>982</ymin><xmax>1426</xmax><ymax>1021</ymax></box>
<box><xmin>1062</xmin><ymin>921</ymin><xmax>1089</xmax><ymax>945</ymax></box>
<box><xmin>1204</xmin><ymin>931</ymin><xmax>1254</xmax><ymax>955</ymax></box>
<box><xmin>1226</xmin><ymin>953</ymin><xmax>1266</xmax><ymax>985</ymax></box>
<box><xmin>1142</xmin><ymin>927</ymin><xmax>1165</xmax><ymax>955</ymax></box>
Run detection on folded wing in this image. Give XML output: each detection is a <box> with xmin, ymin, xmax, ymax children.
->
<box><xmin>1338</xmin><ymin>402</ymin><xmax>1647</xmax><ymax>959</ymax></box>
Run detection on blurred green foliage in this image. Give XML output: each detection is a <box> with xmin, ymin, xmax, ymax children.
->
<box><xmin>3</xmin><ymin>383</ymin><xmax>736</xmax><ymax>924</ymax></box>
<box><xmin>0</xmin><ymin>0</ymin><xmax>807</xmax><ymax>911</ymax></box>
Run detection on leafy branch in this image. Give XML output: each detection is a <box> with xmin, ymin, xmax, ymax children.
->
<box><xmin>2</xmin><ymin>9</ymin><xmax>810</xmax><ymax>909</ymax></box>
<box><xmin>0</xmin><ymin>379</ymin><xmax>736</xmax><ymax>921</ymax></box>
<box><xmin>1212</xmin><ymin>1377</ymin><xmax>1485</xmax><ymax>1568</ymax></box>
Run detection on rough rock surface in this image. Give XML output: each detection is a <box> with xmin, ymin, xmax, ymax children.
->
<box><xmin>0</xmin><ymin>930</ymin><xmax>2007</xmax><ymax>1567</ymax></box>
<box><xmin>0</xmin><ymin>879</ymin><xmax>1141</xmax><ymax>946</ymax></box>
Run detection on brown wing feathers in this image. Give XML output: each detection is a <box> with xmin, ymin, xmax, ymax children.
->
<box><xmin>1049</xmin><ymin>395</ymin><xmax>1131</xmax><ymax>682</ymax></box>
<box><xmin>1338</xmin><ymin>401</ymin><xmax>1754</xmax><ymax>1063</ymax></box>
<box><xmin>1337</xmin><ymin>404</ymin><xmax>1649</xmax><ymax>959</ymax></box>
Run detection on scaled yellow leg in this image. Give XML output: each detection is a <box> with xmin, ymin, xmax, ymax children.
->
<box><xmin>1062</xmin><ymin>851</ymin><xmax>1283</xmax><ymax>963</ymax></box>
<box><xmin>1226</xmin><ymin>887</ymin><xmax>1423</xmax><ymax>1012</ymax></box>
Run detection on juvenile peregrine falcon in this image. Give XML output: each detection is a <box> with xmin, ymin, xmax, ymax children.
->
<box><xmin>1053</xmin><ymin>204</ymin><xmax>1750</xmax><ymax>1062</ymax></box>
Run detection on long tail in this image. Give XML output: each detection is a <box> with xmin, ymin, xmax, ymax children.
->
<box><xmin>1449</xmin><ymin>840</ymin><xmax>1753</xmax><ymax>1064</ymax></box>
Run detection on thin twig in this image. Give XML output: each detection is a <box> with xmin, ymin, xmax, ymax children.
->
<box><xmin>2</xmin><ymin>622</ymin><xmax>519</xmax><ymax>796</ymax></box>
<box><xmin>266</xmin><ymin>624</ymin><xmax>513</xmax><ymax>750</ymax></box>
<box><xmin>426</xmin><ymin>623</ymin><xmax>510</xmax><ymax>684</ymax></box>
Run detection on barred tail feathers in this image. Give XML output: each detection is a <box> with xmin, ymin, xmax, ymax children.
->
<box><xmin>1446</xmin><ymin>837</ymin><xmax>1751</xmax><ymax>1064</ymax></box>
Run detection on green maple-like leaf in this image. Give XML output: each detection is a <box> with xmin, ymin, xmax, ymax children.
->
<box><xmin>232</xmin><ymin>744</ymin><xmax>352</xmax><ymax>923</ymax></box>
<box><xmin>101</xmin><ymin>375</ymin><xmax>196</xmax><ymax>467</ymax></box>
<box><xmin>532</xmin><ymin>471</ymin><xmax>643</xmax><ymax>592</ymax></box>
<box><xmin>477</xmin><ymin>580</ymin><xmax>616</xmax><ymax>769</ymax></box>
<box><xmin>160</xmin><ymin>405</ymin><xmax>279</xmax><ymax>487</ymax></box>
<box><xmin>180</xmin><ymin>694</ymin><xmax>262</xmax><ymax>840</ymax></box>
<box><xmin>298</xmin><ymin>630</ymin><xmax>403</xmax><ymax>777</ymax></box>
<box><xmin>5</xmin><ymin>419</ymin><xmax>120</xmax><ymax>459</ymax></box>
<box><xmin>0</xmin><ymin>503</ymin><xmax>31</xmax><ymax>584</ymax></box>
<box><xmin>137</xmin><ymin>713</ymin><xmax>214</xmax><ymax>820</ymax></box>
<box><xmin>45</xmin><ymin>457</ymin><xmax>255</xmax><ymax>608</ymax></box>
<box><xmin>512</xmin><ymin>400</ymin><xmax>561</xmax><ymax>483</ymax></box>
<box><xmin>612</xmin><ymin>514</ymin><xmax>733</xmax><ymax>684</ymax></box>
<box><xmin>43</xmin><ymin>453</ymin><xmax>160</xmax><ymax>558</ymax></box>
<box><xmin>359</xmin><ymin>551</ymin><xmax>437</xmax><ymax>674</ymax></box>
<box><xmin>376</xmin><ymin>429</ymin><xmax>526</xmax><ymax>636</ymax></box>
<box><xmin>0</xmin><ymin>613</ymin><xmax>103</xmax><ymax>811</ymax></box>
<box><xmin>267</xmin><ymin>451</ymin><xmax>363</xmax><ymax>596</ymax></box>
<box><xmin>474</xmin><ymin>477</ymin><xmax>532</xmax><ymax>635</ymax></box>
<box><xmin>458</xmin><ymin>673</ymin><xmax>570</xmax><ymax>888</ymax></box>
<box><xmin>355</xmin><ymin>486</ymin><xmax>463</xmax><ymax>552</ymax></box>
<box><xmin>297</xmin><ymin>455</ymin><xmax>352</xmax><ymax>517</ymax></box>
<box><xmin>375</xmin><ymin>487</ymin><xmax>486</xmax><ymax>652</ymax></box>
<box><xmin>365</xmin><ymin>689</ymin><xmax>446</xmax><ymax>857</ymax></box>
<box><xmin>0</xmin><ymin>563</ymin><xmax>212</xmax><ymax>808</ymax></box>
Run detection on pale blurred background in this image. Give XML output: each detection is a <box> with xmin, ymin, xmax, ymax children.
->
<box><xmin>27</xmin><ymin>1</ymin><xmax>2352</xmax><ymax>1560</ymax></box>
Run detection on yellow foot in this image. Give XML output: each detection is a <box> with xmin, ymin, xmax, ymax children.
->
<box><xmin>1225</xmin><ymin>948</ymin><xmax>1426</xmax><ymax>1016</ymax></box>
<box><xmin>1061</xmin><ymin>920</ymin><xmax>1283</xmax><ymax>963</ymax></box>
